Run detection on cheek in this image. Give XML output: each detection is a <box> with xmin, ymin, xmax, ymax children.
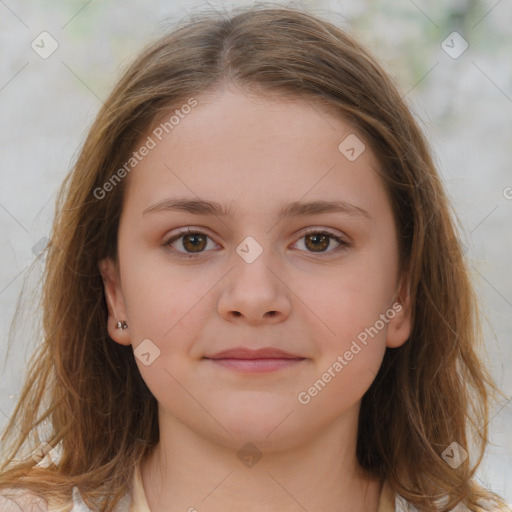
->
<box><xmin>121</xmin><ymin>250</ymin><xmax>211</xmax><ymax>340</ymax></box>
<box><xmin>296</xmin><ymin>345</ymin><xmax>384</xmax><ymax>421</ymax></box>
<box><xmin>296</xmin><ymin>249</ymin><xmax>396</xmax><ymax>399</ymax></box>
<box><xmin>298</xmin><ymin>276</ymin><xmax>390</xmax><ymax>412</ymax></box>
<box><xmin>300</xmin><ymin>260</ymin><xmax>396</xmax><ymax>349</ymax></box>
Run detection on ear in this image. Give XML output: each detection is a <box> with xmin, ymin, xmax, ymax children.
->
<box><xmin>99</xmin><ymin>257</ymin><xmax>131</xmax><ymax>346</ymax></box>
<box><xmin>385</xmin><ymin>272</ymin><xmax>412</xmax><ymax>348</ymax></box>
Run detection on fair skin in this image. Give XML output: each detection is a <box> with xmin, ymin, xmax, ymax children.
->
<box><xmin>100</xmin><ymin>85</ymin><xmax>412</xmax><ymax>512</ymax></box>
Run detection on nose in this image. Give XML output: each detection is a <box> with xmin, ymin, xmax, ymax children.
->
<box><xmin>217</xmin><ymin>248</ymin><xmax>292</xmax><ymax>325</ymax></box>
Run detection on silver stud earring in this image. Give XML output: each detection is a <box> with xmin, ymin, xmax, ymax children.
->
<box><xmin>116</xmin><ymin>320</ymin><xmax>128</xmax><ymax>330</ymax></box>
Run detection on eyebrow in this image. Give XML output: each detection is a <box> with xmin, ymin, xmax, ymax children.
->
<box><xmin>142</xmin><ymin>197</ymin><xmax>372</xmax><ymax>221</ymax></box>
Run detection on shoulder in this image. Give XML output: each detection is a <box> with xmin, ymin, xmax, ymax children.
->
<box><xmin>395</xmin><ymin>492</ymin><xmax>511</xmax><ymax>512</ymax></box>
<box><xmin>0</xmin><ymin>487</ymin><xmax>49</xmax><ymax>511</ymax></box>
<box><xmin>0</xmin><ymin>486</ymin><xmax>95</xmax><ymax>512</ymax></box>
<box><xmin>0</xmin><ymin>485</ymin><xmax>131</xmax><ymax>512</ymax></box>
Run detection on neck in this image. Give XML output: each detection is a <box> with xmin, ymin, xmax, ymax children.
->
<box><xmin>140</xmin><ymin>406</ymin><xmax>383</xmax><ymax>512</ymax></box>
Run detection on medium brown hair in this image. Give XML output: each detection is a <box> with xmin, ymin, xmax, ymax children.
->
<box><xmin>0</xmin><ymin>4</ymin><xmax>508</xmax><ymax>511</ymax></box>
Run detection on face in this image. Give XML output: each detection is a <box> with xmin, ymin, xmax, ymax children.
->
<box><xmin>100</xmin><ymin>85</ymin><xmax>411</xmax><ymax>451</ymax></box>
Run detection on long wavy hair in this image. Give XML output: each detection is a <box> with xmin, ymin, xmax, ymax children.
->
<box><xmin>0</xmin><ymin>4</ymin><xmax>508</xmax><ymax>512</ymax></box>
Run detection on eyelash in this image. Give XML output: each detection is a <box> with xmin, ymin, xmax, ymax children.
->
<box><xmin>163</xmin><ymin>227</ymin><xmax>351</xmax><ymax>259</ymax></box>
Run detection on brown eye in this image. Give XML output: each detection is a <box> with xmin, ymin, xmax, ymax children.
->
<box><xmin>165</xmin><ymin>229</ymin><xmax>216</xmax><ymax>256</ymax></box>
<box><xmin>295</xmin><ymin>230</ymin><xmax>346</xmax><ymax>255</ymax></box>
<box><xmin>181</xmin><ymin>233</ymin><xmax>207</xmax><ymax>253</ymax></box>
<box><xmin>165</xmin><ymin>228</ymin><xmax>349</xmax><ymax>259</ymax></box>
<box><xmin>304</xmin><ymin>233</ymin><xmax>330</xmax><ymax>252</ymax></box>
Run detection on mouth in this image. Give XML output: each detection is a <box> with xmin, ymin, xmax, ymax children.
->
<box><xmin>203</xmin><ymin>347</ymin><xmax>306</xmax><ymax>374</ymax></box>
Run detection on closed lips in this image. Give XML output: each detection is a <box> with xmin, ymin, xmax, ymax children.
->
<box><xmin>205</xmin><ymin>347</ymin><xmax>304</xmax><ymax>359</ymax></box>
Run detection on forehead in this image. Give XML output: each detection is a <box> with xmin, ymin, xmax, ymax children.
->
<box><xmin>122</xmin><ymin>86</ymin><xmax>388</xmax><ymax>220</ymax></box>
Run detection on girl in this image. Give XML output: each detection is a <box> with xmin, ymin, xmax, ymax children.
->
<box><xmin>0</xmin><ymin>4</ymin><xmax>509</xmax><ymax>512</ymax></box>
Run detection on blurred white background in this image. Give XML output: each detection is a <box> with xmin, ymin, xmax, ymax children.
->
<box><xmin>1</xmin><ymin>0</ymin><xmax>511</xmax><ymax>503</ymax></box>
